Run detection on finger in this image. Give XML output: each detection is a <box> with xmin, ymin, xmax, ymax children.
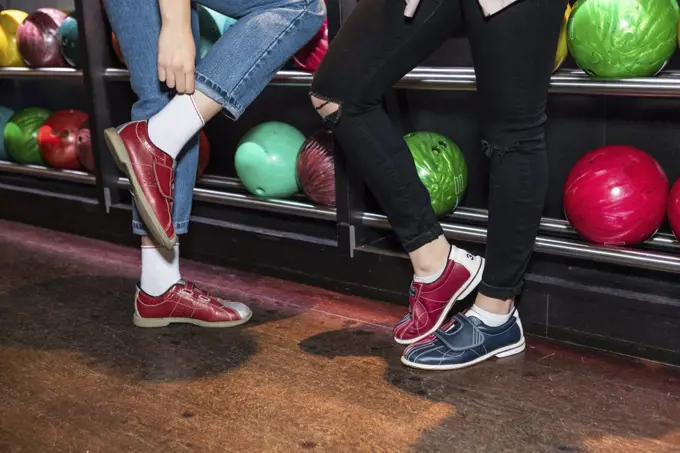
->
<box><xmin>166</xmin><ymin>71</ymin><xmax>176</xmax><ymax>90</ymax></box>
<box><xmin>175</xmin><ymin>71</ymin><xmax>186</xmax><ymax>94</ymax></box>
<box><xmin>158</xmin><ymin>66</ymin><xmax>166</xmax><ymax>83</ymax></box>
<box><xmin>185</xmin><ymin>71</ymin><xmax>195</xmax><ymax>94</ymax></box>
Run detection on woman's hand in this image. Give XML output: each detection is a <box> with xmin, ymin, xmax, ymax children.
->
<box><xmin>157</xmin><ymin>23</ymin><xmax>196</xmax><ymax>94</ymax></box>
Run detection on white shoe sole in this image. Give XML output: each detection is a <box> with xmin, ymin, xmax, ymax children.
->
<box><xmin>400</xmin><ymin>336</ymin><xmax>526</xmax><ymax>371</ymax></box>
<box><xmin>133</xmin><ymin>311</ymin><xmax>253</xmax><ymax>328</ymax></box>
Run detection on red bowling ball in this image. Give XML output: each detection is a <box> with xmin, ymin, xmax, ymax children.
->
<box><xmin>563</xmin><ymin>145</ymin><xmax>668</xmax><ymax>245</ymax></box>
<box><xmin>38</xmin><ymin>109</ymin><xmax>88</xmax><ymax>170</ymax></box>
<box><xmin>667</xmin><ymin>179</ymin><xmax>680</xmax><ymax>241</ymax></box>
<box><xmin>17</xmin><ymin>8</ymin><xmax>68</xmax><ymax>68</ymax></box>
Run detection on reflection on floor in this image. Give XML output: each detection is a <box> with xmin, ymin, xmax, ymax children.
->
<box><xmin>0</xmin><ymin>220</ymin><xmax>679</xmax><ymax>453</ymax></box>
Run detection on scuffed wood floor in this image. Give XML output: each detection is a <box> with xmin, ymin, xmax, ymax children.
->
<box><xmin>0</xmin><ymin>220</ymin><xmax>679</xmax><ymax>453</ymax></box>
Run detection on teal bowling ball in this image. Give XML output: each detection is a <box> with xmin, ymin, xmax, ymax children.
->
<box><xmin>58</xmin><ymin>12</ymin><xmax>79</xmax><ymax>68</ymax></box>
<box><xmin>235</xmin><ymin>121</ymin><xmax>306</xmax><ymax>198</ymax></box>
<box><xmin>0</xmin><ymin>106</ymin><xmax>15</xmax><ymax>160</ymax></box>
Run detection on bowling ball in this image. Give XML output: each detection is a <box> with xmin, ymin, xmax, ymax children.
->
<box><xmin>4</xmin><ymin>107</ymin><xmax>52</xmax><ymax>165</ymax></box>
<box><xmin>111</xmin><ymin>32</ymin><xmax>124</xmax><ymax>66</ymax></box>
<box><xmin>17</xmin><ymin>8</ymin><xmax>68</xmax><ymax>68</ymax></box>
<box><xmin>235</xmin><ymin>121</ymin><xmax>305</xmax><ymax>198</ymax></box>
<box><xmin>37</xmin><ymin>109</ymin><xmax>88</xmax><ymax>170</ymax></box>
<box><xmin>0</xmin><ymin>105</ymin><xmax>14</xmax><ymax>160</ymax></box>
<box><xmin>564</xmin><ymin>145</ymin><xmax>668</xmax><ymax>245</ymax></box>
<box><xmin>58</xmin><ymin>12</ymin><xmax>79</xmax><ymax>68</ymax></box>
<box><xmin>568</xmin><ymin>0</ymin><xmax>680</xmax><ymax>78</ymax></box>
<box><xmin>197</xmin><ymin>5</ymin><xmax>236</xmax><ymax>60</ymax></box>
<box><xmin>293</xmin><ymin>17</ymin><xmax>328</xmax><ymax>73</ymax></box>
<box><xmin>198</xmin><ymin>130</ymin><xmax>210</xmax><ymax>178</ymax></box>
<box><xmin>553</xmin><ymin>4</ymin><xmax>572</xmax><ymax>72</ymax></box>
<box><xmin>76</xmin><ymin>119</ymin><xmax>93</xmax><ymax>172</ymax></box>
<box><xmin>0</xmin><ymin>10</ymin><xmax>28</xmax><ymax>67</ymax></box>
<box><xmin>404</xmin><ymin>132</ymin><xmax>467</xmax><ymax>217</ymax></box>
<box><xmin>296</xmin><ymin>129</ymin><xmax>335</xmax><ymax>206</ymax></box>
<box><xmin>668</xmin><ymin>179</ymin><xmax>680</xmax><ymax>240</ymax></box>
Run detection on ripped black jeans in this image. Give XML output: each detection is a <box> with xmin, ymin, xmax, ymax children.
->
<box><xmin>310</xmin><ymin>0</ymin><xmax>566</xmax><ymax>299</ymax></box>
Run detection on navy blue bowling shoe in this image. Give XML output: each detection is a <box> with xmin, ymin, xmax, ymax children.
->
<box><xmin>401</xmin><ymin>309</ymin><xmax>525</xmax><ymax>370</ymax></box>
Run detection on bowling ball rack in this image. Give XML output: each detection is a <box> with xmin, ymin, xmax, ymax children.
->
<box><xmin>3</xmin><ymin>0</ymin><xmax>680</xmax><ymax>366</ymax></box>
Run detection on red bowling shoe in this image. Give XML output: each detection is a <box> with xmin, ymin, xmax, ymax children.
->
<box><xmin>134</xmin><ymin>280</ymin><xmax>252</xmax><ymax>328</ymax></box>
<box><xmin>393</xmin><ymin>247</ymin><xmax>484</xmax><ymax>344</ymax></box>
<box><xmin>104</xmin><ymin>120</ymin><xmax>176</xmax><ymax>250</ymax></box>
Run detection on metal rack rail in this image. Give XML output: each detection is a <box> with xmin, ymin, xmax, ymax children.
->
<box><xmin>2</xmin><ymin>162</ymin><xmax>678</xmax><ymax>274</ymax></box>
<box><xmin>105</xmin><ymin>66</ymin><xmax>680</xmax><ymax>97</ymax></box>
<box><xmin>0</xmin><ymin>68</ymin><xmax>84</xmax><ymax>79</ymax></box>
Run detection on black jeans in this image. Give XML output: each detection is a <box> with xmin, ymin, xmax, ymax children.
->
<box><xmin>310</xmin><ymin>0</ymin><xmax>566</xmax><ymax>299</ymax></box>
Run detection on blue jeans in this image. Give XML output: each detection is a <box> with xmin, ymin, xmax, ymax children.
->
<box><xmin>103</xmin><ymin>0</ymin><xmax>325</xmax><ymax>235</ymax></box>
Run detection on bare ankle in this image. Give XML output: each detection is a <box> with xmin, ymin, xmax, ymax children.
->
<box><xmin>409</xmin><ymin>235</ymin><xmax>450</xmax><ymax>277</ymax></box>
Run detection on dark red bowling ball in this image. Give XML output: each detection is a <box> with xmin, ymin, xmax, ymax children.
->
<box><xmin>38</xmin><ymin>109</ymin><xmax>89</xmax><ymax>170</ymax></box>
<box><xmin>296</xmin><ymin>129</ymin><xmax>335</xmax><ymax>206</ymax></box>
<box><xmin>563</xmin><ymin>145</ymin><xmax>668</xmax><ymax>245</ymax></box>
<box><xmin>667</xmin><ymin>178</ymin><xmax>680</xmax><ymax>241</ymax></box>
<box><xmin>198</xmin><ymin>130</ymin><xmax>210</xmax><ymax>178</ymax></box>
<box><xmin>17</xmin><ymin>8</ymin><xmax>68</xmax><ymax>68</ymax></box>
<box><xmin>76</xmin><ymin>119</ymin><xmax>93</xmax><ymax>172</ymax></box>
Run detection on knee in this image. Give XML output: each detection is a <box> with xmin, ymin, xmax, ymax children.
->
<box><xmin>310</xmin><ymin>94</ymin><xmax>341</xmax><ymax>123</ymax></box>
<box><xmin>482</xmin><ymin>112</ymin><xmax>547</xmax><ymax>157</ymax></box>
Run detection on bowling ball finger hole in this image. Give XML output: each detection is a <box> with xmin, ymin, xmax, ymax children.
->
<box><xmin>255</xmin><ymin>187</ymin><xmax>265</xmax><ymax>196</ymax></box>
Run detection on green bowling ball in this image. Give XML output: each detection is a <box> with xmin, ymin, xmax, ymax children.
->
<box><xmin>4</xmin><ymin>107</ymin><xmax>51</xmax><ymax>165</ymax></box>
<box><xmin>235</xmin><ymin>121</ymin><xmax>306</xmax><ymax>198</ymax></box>
<box><xmin>404</xmin><ymin>131</ymin><xmax>467</xmax><ymax>217</ymax></box>
<box><xmin>0</xmin><ymin>106</ymin><xmax>15</xmax><ymax>160</ymax></box>
<box><xmin>568</xmin><ymin>0</ymin><xmax>680</xmax><ymax>78</ymax></box>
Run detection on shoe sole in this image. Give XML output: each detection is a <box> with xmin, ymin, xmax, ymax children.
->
<box><xmin>133</xmin><ymin>311</ymin><xmax>253</xmax><ymax>328</ymax></box>
<box><xmin>104</xmin><ymin>127</ymin><xmax>176</xmax><ymax>250</ymax></box>
<box><xmin>394</xmin><ymin>257</ymin><xmax>485</xmax><ymax>345</ymax></box>
<box><xmin>400</xmin><ymin>336</ymin><xmax>526</xmax><ymax>371</ymax></box>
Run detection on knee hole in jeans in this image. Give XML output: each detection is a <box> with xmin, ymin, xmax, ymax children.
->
<box><xmin>310</xmin><ymin>93</ymin><xmax>342</xmax><ymax>124</ymax></box>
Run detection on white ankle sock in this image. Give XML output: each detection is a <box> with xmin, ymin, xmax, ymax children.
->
<box><xmin>147</xmin><ymin>94</ymin><xmax>204</xmax><ymax>159</ymax></box>
<box><xmin>466</xmin><ymin>304</ymin><xmax>512</xmax><ymax>327</ymax></box>
<box><xmin>413</xmin><ymin>245</ymin><xmax>458</xmax><ymax>284</ymax></box>
<box><xmin>140</xmin><ymin>243</ymin><xmax>181</xmax><ymax>296</ymax></box>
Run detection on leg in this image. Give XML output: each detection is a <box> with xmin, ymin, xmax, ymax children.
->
<box><xmin>103</xmin><ymin>0</ymin><xmax>251</xmax><ymax>328</ymax></box>
<box><xmin>400</xmin><ymin>0</ymin><xmax>569</xmax><ymax>371</ymax></box>
<box><xmin>464</xmin><ymin>0</ymin><xmax>567</xmax><ymax>308</ymax></box>
<box><xmin>311</xmin><ymin>0</ymin><xmax>485</xmax><ymax>346</ymax></box>
<box><xmin>103</xmin><ymin>0</ymin><xmax>201</xmax><ymax>243</ymax></box>
<box><xmin>103</xmin><ymin>0</ymin><xmax>325</xmax><ymax>248</ymax></box>
<box><xmin>311</xmin><ymin>0</ymin><xmax>460</xmax><ymax>262</ymax></box>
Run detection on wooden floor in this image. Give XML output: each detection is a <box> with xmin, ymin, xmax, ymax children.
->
<box><xmin>1</xmin><ymin>221</ymin><xmax>680</xmax><ymax>453</ymax></box>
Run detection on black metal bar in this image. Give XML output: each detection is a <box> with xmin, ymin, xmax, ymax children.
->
<box><xmin>117</xmin><ymin>177</ymin><xmax>337</xmax><ymax>221</ymax></box>
<box><xmin>75</xmin><ymin>0</ymin><xmax>120</xmax><ymax>211</ymax></box>
<box><xmin>0</xmin><ymin>161</ymin><xmax>96</xmax><ymax>185</ymax></box>
<box><xmin>0</xmin><ymin>68</ymin><xmax>83</xmax><ymax>78</ymax></box>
